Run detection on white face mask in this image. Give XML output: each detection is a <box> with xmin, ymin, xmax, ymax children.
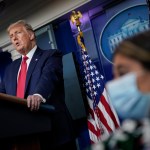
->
<box><xmin>106</xmin><ymin>72</ymin><xmax>150</xmax><ymax>120</ymax></box>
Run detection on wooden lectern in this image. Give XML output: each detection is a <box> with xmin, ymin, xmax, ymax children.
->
<box><xmin>0</xmin><ymin>93</ymin><xmax>55</xmax><ymax>150</ymax></box>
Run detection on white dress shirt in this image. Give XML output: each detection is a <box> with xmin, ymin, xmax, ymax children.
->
<box><xmin>18</xmin><ymin>45</ymin><xmax>46</xmax><ymax>103</ymax></box>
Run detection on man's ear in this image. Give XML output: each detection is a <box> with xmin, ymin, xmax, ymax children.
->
<box><xmin>29</xmin><ymin>32</ymin><xmax>35</xmax><ymax>40</ymax></box>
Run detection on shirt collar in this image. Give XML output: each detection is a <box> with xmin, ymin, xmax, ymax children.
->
<box><xmin>22</xmin><ymin>45</ymin><xmax>37</xmax><ymax>60</ymax></box>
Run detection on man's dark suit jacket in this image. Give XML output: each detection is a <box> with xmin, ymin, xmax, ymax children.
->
<box><xmin>0</xmin><ymin>47</ymin><xmax>75</xmax><ymax>148</ymax></box>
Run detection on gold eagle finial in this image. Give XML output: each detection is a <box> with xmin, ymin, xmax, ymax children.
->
<box><xmin>70</xmin><ymin>11</ymin><xmax>82</xmax><ymax>27</ymax></box>
<box><xmin>70</xmin><ymin>11</ymin><xmax>86</xmax><ymax>51</ymax></box>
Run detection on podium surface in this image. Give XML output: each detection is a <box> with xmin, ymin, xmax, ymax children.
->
<box><xmin>0</xmin><ymin>93</ymin><xmax>52</xmax><ymax>139</ymax></box>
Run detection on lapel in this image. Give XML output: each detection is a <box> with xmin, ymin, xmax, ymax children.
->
<box><xmin>25</xmin><ymin>48</ymin><xmax>43</xmax><ymax>93</ymax></box>
<box><xmin>12</xmin><ymin>58</ymin><xmax>22</xmax><ymax>95</ymax></box>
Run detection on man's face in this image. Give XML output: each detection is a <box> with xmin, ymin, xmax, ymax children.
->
<box><xmin>8</xmin><ymin>24</ymin><xmax>34</xmax><ymax>55</ymax></box>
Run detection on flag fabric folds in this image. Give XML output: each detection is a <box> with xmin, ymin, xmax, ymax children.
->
<box><xmin>78</xmin><ymin>50</ymin><xmax>120</xmax><ymax>144</ymax></box>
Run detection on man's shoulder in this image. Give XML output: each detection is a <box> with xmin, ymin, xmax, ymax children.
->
<box><xmin>39</xmin><ymin>48</ymin><xmax>62</xmax><ymax>57</ymax></box>
<box><xmin>4</xmin><ymin>57</ymin><xmax>21</xmax><ymax>74</ymax></box>
<box><xmin>8</xmin><ymin>57</ymin><xmax>21</xmax><ymax>66</ymax></box>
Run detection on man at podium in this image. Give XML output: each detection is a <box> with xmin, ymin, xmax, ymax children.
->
<box><xmin>0</xmin><ymin>20</ymin><xmax>77</xmax><ymax>150</ymax></box>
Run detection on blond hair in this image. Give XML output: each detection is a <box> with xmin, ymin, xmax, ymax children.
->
<box><xmin>7</xmin><ymin>20</ymin><xmax>34</xmax><ymax>33</ymax></box>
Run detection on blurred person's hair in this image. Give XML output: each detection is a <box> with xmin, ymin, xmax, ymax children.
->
<box><xmin>7</xmin><ymin>20</ymin><xmax>34</xmax><ymax>33</ymax></box>
<box><xmin>113</xmin><ymin>29</ymin><xmax>150</xmax><ymax>70</ymax></box>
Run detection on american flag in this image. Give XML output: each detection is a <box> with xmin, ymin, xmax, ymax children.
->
<box><xmin>79</xmin><ymin>50</ymin><xmax>120</xmax><ymax>143</ymax></box>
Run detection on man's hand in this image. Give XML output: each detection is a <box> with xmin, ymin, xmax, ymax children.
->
<box><xmin>27</xmin><ymin>95</ymin><xmax>42</xmax><ymax>111</ymax></box>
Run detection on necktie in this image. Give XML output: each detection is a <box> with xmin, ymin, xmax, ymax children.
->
<box><xmin>16</xmin><ymin>56</ymin><xmax>28</xmax><ymax>98</ymax></box>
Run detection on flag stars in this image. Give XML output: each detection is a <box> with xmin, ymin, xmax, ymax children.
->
<box><xmin>85</xmin><ymin>82</ymin><xmax>88</xmax><ymax>86</ymax></box>
<box><xmin>93</xmin><ymin>65</ymin><xmax>96</xmax><ymax>69</ymax></box>
<box><xmin>82</xmin><ymin>56</ymin><xmax>86</xmax><ymax>60</ymax></box>
<box><xmin>86</xmin><ymin>60</ymin><xmax>89</xmax><ymax>64</ymax></box>
<box><xmin>90</xmin><ymin>65</ymin><xmax>93</xmax><ymax>70</ymax></box>
<box><xmin>95</xmin><ymin>70</ymin><xmax>99</xmax><ymax>75</ymax></box>
<box><xmin>94</xmin><ymin>91</ymin><xmax>97</xmax><ymax>96</ymax></box>
<box><xmin>89</xmin><ymin>86</ymin><xmax>92</xmax><ymax>91</ymax></box>
<box><xmin>97</xmin><ymin>83</ymin><xmax>100</xmax><ymax>88</ymax></box>
<box><xmin>83</xmin><ymin>62</ymin><xmax>87</xmax><ymax>66</ymax></box>
<box><xmin>93</xmin><ymin>85</ymin><xmax>96</xmax><ymax>89</ymax></box>
<box><xmin>87</xmin><ymin>74</ymin><xmax>90</xmax><ymax>77</ymax></box>
<box><xmin>89</xmin><ymin>60</ymin><xmax>92</xmax><ymax>64</ymax></box>
<box><xmin>90</xmin><ymin>93</ymin><xmax>93</xmax><ymax>97</ymax></box>
<box><xmin>96</xmin><ymin>77</ymin><xmax>100</xmax><ymax>81</ymax></box>
<box><xmin>85</xmin><ymin>54</ymin><xmax>88</xmax><ymax>58</ymax></box>
<box><xmin>86</xmin><ymin>67</ymin><xmax>90</xmax><ymax>71</ymax></box>
<box><xmin>84</xmin><ymin>76</ymin><xmax>88</xmax><ymax>80</ymax></box>
<box><xmin>100</xmin><ymin>75</ymin><xmax>104</xmax><ymax>79</ymax></box>
<box><xmin>91</xmin><ymin>72</ymin><xmax>94</xmax><ymax>76</ymax></box>
<box><xmin>92</xmin><ymin>78</ymin><xmax>95</xmax><ymax>83</ymax></box>
<box><xmin>84</xmin><ymin>69</ymin><xmax>87</xmax><ymax>73</ymax></box>
<box><xmin>83</xmin><ymin>54</ymin><xmax>88</xmax><ymax>60</ymax></box>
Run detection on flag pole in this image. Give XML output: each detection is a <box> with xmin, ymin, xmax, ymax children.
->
<box><xmin>70</xmin><ymin>10</ymin><xmax>103</xmax><ymax>142</ymax></box>
<box><xmin>70</xmin><ymin>10</ymin><xmax>86</xmax><ymax>51</ymax></box>
<box><xmin>70</xmin><ymin>10</ymin><xmax>120</xmax><ymax>143</ymax></box>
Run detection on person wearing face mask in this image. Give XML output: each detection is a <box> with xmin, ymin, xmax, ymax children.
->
<box><xmin>106</xmin><ymin>29</ymin><xmax>150</xmax><ymax>121</ymax></box>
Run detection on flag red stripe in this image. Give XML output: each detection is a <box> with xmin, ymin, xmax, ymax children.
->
<box><xmin>89</xmin><ymin>107</ymin><xmax>94</xmax><ymax>119</ymax></box>
<box><xmin>96</xmin><ymin>106</ymin><xmax>113</xmax><ymax>133</ymax></box>
<box><xmin>100</xmin><ymin>94</ymin><xmax>120</xmax><ymax>128</ymax></box>
<box><xmin>88</xmin><ymin>119</ymin><xmax>101</xmax><ymax>137</ymax></box>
